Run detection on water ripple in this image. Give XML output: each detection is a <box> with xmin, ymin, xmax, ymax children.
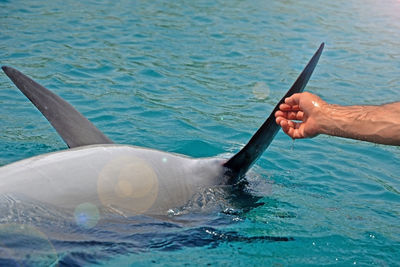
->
<box><xmin>1</xmin><ymin>0</ymin><xmax>400</xmax><ymax>265</ymax></box>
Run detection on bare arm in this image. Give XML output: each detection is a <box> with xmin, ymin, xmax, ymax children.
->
<box><xmin>275</xmin><ymin>92</ymin><xmax>400</xmax><ymax>146</ymax></box>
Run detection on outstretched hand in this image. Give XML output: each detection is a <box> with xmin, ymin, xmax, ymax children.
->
<box><xmin>276</xmin><ymin>92</ymin><xmax>400</xmax><ymax>145</ymax></box>
<box><xmin>275</xmin><ymin>92</ymin><xmax>327</xmax><ymax>139</ymax></box>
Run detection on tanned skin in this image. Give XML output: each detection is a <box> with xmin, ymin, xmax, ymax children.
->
<box><xmin>275</xmin><ymin>92</ymin><xmax>400</xmax><ymax>146</ymax></box>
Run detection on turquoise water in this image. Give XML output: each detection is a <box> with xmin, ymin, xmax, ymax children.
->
<box><xmin>1</xmin><ymin>0</ymin><xmax>400</xmax><ymax>265</ymax></box>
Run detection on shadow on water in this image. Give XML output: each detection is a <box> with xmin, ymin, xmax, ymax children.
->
<box><xmin>0</xmin><ymin>178</ymin><xmax>292</xmax><ymax>266</ymax></box>
<box><xmin>0</xmin><ymin>217</ymin><xmax>293</xmax><ymax>266</ymax></box>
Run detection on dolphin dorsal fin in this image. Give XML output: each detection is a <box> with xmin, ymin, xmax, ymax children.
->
<box><xmin>2</xmin><ymin>66</ymin><xmax>113</xmax><ymax>148</ymax></box>
<box><xmin>224</xmin><ymin>43</ymin><xmax>324</xmax><ymax>179</ymax></box>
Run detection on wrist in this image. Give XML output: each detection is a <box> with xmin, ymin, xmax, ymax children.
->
<box><xmin>315</xmin><ymin>103</ymin><xmax>336</xmax><ymax>136</ymax></box>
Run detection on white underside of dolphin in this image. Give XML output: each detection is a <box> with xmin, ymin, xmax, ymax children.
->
<box><xmin>0</xmin><ymin>144</ymin><xmax>225</xmax><ymax>215</ymax></box>
<box><xmin>0</xmin><ymin>44</ymin><xmax>324</xmax><ymax>216</ymax></box>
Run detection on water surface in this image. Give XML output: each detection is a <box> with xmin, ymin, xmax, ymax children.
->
<box><xmin>0</xmin><ymin>0</ymin><xmax>400</xmax><ymax>265</ymax></box>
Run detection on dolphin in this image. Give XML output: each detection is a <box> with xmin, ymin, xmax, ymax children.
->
<box><xmin>0</xmin><ymin>44</ymin><xmax>324</xmax><ymax>216</ymax></box>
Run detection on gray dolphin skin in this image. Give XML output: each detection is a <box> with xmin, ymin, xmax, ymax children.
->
<box><xmin>0</xmin><ymin>43</ymin><xmax>324</xmax><ymax>216</ymax></box>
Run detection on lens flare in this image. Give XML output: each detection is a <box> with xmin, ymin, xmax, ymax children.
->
<box><xmin>252</xmin><ymin>81</ymin><xmax>270</xmax><ymax>100</ymax></box>
<box><xmin>74</xmin><ymin>202</ymin><xmax>100</xmax><ymax>229</ymax></box>
<box><xmin>97</xmin><ymin>156</ymin><xmax>159</xmax><ymax>215</ymax></box>
<box><xmin>0</xmin><ymin>224</ymin><xmax>58</xmax><ymax>266</ymax></box>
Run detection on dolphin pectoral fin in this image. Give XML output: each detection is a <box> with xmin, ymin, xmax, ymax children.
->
<box><xmin>2</xmin><ymin>66</ymin><xmax>113</xmax><ymax>148</ymax></box>
<box><xmin>224</xmin><ymin>43</ymin><xmax>324</xmax><ymax>179</ymax></box>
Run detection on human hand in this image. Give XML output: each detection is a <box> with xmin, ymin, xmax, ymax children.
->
<box><xmin>275</xmin><ymin>92</ymin><xmax>327</xmax><ymax>139</ymax></box>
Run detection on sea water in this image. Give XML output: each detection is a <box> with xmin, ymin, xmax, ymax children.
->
<box><xmin>0</xmin><ymin>0</ymin><xmax>399</xmax><ymax>265</ymax></box>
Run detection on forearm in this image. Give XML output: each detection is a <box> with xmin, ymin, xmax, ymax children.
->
<box><xmin>318</xmin><ymin>102</ymin><xmax>400</xmax><ymax>145</ymax></box>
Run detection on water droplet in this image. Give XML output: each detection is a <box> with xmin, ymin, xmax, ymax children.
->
<box><xmin>290</xmin><ymin>139</ymin><xmax>295</xmax><ymax>150</ymax></box>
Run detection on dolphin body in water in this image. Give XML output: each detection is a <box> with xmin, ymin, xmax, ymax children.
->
<box><xmin>0</xmin><ymin>44</ymin><xmax>324</xmax><ymax>216</ymax></box>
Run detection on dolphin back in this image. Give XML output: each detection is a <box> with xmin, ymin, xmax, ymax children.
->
<box><xmin>224</xmin><ymin>43</ymin><xmax>324</xmax><ymax>179</ymax></box>
<box><xmin>1</xmin><ymin>66</ymin><xmax>113</xmax><ymax>148</ymax></box>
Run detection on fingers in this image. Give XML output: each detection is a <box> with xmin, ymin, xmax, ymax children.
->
<box><xmin>277</xmin><ymin>118</ymin><xmax>304</xmax><ymax>139</ymax></box>
<box><xmin>279</xmin><ymin>103</ymin><xmax>300</xmax><ymax>111</ymax></box>
<box><xmin>289</xmin><ymin>111</ymin><xmax>303</xmax><ymax>120</ymax></box>
<box><xmin>275</xmin><ymin>110</ymin><xmax>285</xmax><ymax>119</ymax></box>
<box><xmin>275</xmin><ymin>93</ymin><xmax>307</xmax><ymax>139</ymax></box>
<box><xmin>278</xmin><ymin>93</ymin><xmax>303</xmax><ymax>114</ymax></box>
<box><xmin>275</xmin><ymin>110</ymin><xmax>304</xmax><ymax>121</ymax></box>
<box><xmin>275</xmin><ymin>115</ymin><xmax>285</xmax><ymax>125</ymax></box>
<box><xmin>284</xmin><ymin>93</ymin><xmax>301</xmax><ymax>106</ymax></box>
